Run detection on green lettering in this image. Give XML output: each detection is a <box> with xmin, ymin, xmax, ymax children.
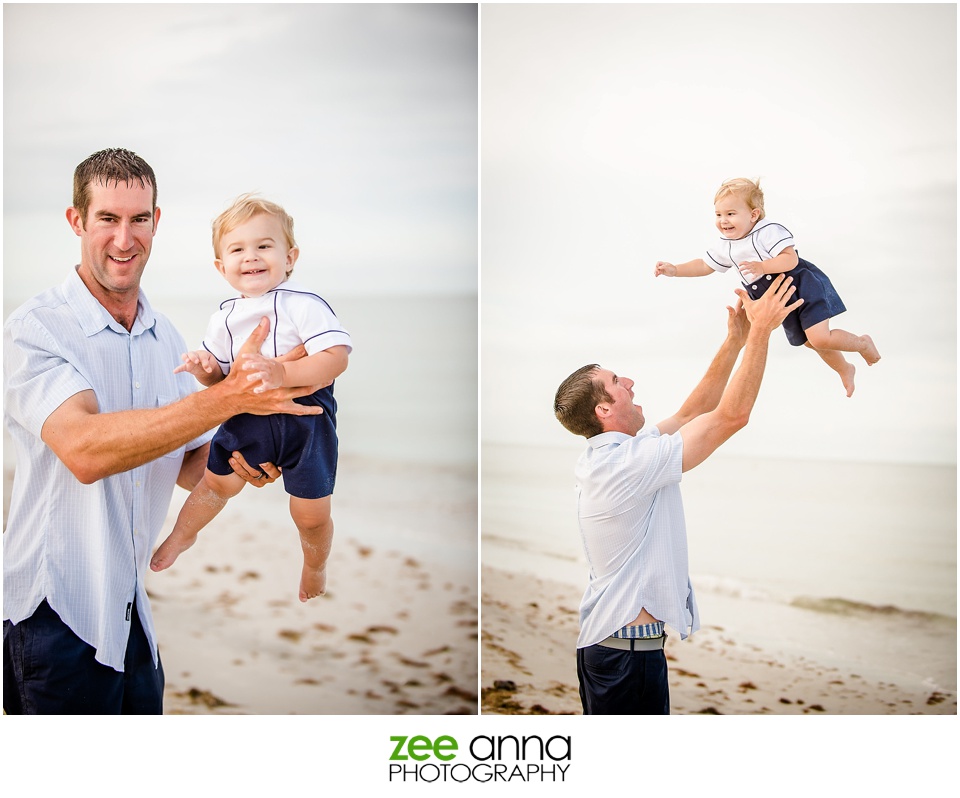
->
<box><xmin>389</xmin><ymin>736</ymin><xmax>408</xmax><ymax>760</ymax></box>
<box><xmin>408</xmin><ymin>735</ymin><xmax>432</xmax><ymax>761</ymax></box>
<box><xmin>434</xmin><ymin>735</ymin><xmax>458</xmax><ymax>761</ymax></box>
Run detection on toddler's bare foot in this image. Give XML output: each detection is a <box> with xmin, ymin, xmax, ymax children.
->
<box><xmin>859</xmin><ymin>335</ymin><xmax>880</xmax><ymax>365</ymax></box>
<box><xmin>150</xmin><ymin>529</ymin><xmax>198</xmax><ymax>572</ymax></box>
<box><xmin>839</xmin><ymin>361</ymin><xmax>856</xmax><ymax>398</ymax></box>
<box><xmin>299</xmin><ymin>562</ymin><xmax>327</xmax><ymax>602</ymax></box>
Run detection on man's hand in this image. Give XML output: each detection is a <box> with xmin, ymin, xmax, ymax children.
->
<box><xmin>654</xmin><ymin>261</ymin><xmax>677</xmax><ymax>277</ymax></box>
<box><xmin>228</xmin><ymin>450</ymin><xmax>281</xmax><ymax>488</ymax></box>
<box><xmin>735</xmin><ymin>275</ymin><xmax>803</xmax><ymax>335</ymax></box>
<box><xmin>217</xmin><ymin>318</ymin><xmax>325</xmax><ymax>417</ymax></box>
<box><xmin>725</xmin><ymin>297</ymin><xmax>750</xmax><ymax>349</ymax></box>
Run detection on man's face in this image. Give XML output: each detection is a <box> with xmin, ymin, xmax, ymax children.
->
<box><xmin>67</xmin><ymin>180</ymin><xmax>159</xmax><ymax>302</ymax></box>
<box><xmin>594</xmin><ymin>368</ymin><xmax>645</xmax><ymax>435</ymax></box>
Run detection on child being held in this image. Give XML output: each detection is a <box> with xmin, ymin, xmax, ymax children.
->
<box><xmin>655</xmin><ymin>178</ymin><xmax>879</xmax><ymax>396</ymax></box>
<box><xmin>150</xmin><ymin>194</ymin><xmax>352</xmax><ymax>601</ymax></box>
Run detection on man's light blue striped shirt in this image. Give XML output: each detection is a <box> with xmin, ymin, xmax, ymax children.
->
<box><xmin>575</xmin><ymin>427</ymin><xmax>700</xmax><ymax>648</ymax></box>
<box><xmin>3</xmin><ymin>267</ymin><xmax>213</xmax><ymax>671</ymax></box>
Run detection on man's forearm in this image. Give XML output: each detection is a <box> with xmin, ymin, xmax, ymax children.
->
<box><xmin>674</xmin><ymin>334</ymin><xmax>742</xmax><ymax>423</ymax></box>
<box><xmin>715</xmin><ymin>327</ymin><xmax>772</xmax><ymax>423</ymax></box>
<box><xmin>42</xmin><ymin>378</ymin><xmax>249</xmax><ymax>484</ymax></box>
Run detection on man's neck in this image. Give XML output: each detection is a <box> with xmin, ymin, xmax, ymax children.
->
<box><xmin>76</xmin><ymin>268</ymin><xmax>140</xmax><ymax>331</ymax></box>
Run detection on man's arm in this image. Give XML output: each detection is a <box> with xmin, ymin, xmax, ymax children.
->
<box><xmin>678</xmin><ymin>275</ymin><xmax>802</xmax><ymax>472</ymax></box>
<box><xmin>177</xmin><ymin>443</ymin><xmax>210</xmax><ymax>491</ymax></box>
<box><xmin>656</xmin><ymin>300</ymin><xmax>750</xmax><ymax>435</ymax></box>
<box><xmin>41</xmin><ymin>318</ymin><xmax>323</xmax><ymax>484</ymax></box>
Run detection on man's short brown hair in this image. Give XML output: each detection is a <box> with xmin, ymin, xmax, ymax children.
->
<box><xmin>554</xmin><ymin>364</ymin><xmax>610</xmax><ymax>438</ymax></box>
<box><xmin>73</xmin><ymin>148</ymin><xmax>157</xmax><ymax>226</ymax></box>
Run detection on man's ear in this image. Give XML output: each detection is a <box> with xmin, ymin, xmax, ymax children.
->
<box><xmin>66</xmin><ymin>207</ymin><xmax>84</xmax><ymax>236</ymax></box>
<box><xmin>595</xmin><ymin>402</ymin><xmax>611</xmax><ymax>420</ymax></box>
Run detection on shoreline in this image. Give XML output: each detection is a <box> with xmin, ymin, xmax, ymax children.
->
<box><xmin>480</xmin><ymin>565</ymin><xmax>957</xmax><ymax>715</ymax></box>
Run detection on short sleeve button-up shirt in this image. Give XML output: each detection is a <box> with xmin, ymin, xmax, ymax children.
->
<box><xmin>3</xmin><ymin>266</ymin><xmax>213</xmax><ymax>671</ymax></box>
<box><xmin>575</xmin><ymin>427</ymin><xmax>700</xmax><ymax>648</ymax></box>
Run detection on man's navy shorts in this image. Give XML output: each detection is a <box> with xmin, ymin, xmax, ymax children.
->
<box><xmin>577</xmin><ymin>641</ymin><xmax>670</xmax><ymax>715</ymax></box>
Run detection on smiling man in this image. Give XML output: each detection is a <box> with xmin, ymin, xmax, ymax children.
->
<box><xmin>3</xmin><ymin>148</ymin><xmax>324</xmax><ymax>714</ymax></box>
<box><xmin>554</xmin><ymin>275</ymin><xmax>801</xmax><ymax>715</ymax></box>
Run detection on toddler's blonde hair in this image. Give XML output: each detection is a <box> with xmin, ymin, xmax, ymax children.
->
<box><xmin>714</xmin><ymin>178</ymin><xmax>765</xmax><ymax>220</ymax></box>
<box><xmin>212</xmin><ymin>194</ymin><xmax>298</xmax><ymax>277</ymax></box>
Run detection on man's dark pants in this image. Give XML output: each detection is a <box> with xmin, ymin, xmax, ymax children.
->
<box><xmin>3</xmin><ymin>599</ymin><xmax>164</xmax><ymax>714</ymax></box>
<box><xmin>577</xmin><ymin>641</ymin><xmax>670</xmax><ymax>715</ymax></box>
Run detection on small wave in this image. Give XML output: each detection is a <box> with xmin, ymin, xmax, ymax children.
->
<box><xmin>694</xmin><ymin>574</ymin><xmax>777</xmax><ymax>602</ymax></box>
<box><xmin>790</xmin><ymin>596</ymin><xmax>956</xmax><ymax>625</ymax></box>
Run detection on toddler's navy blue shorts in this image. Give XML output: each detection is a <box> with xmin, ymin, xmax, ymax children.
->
<box><xmin>206</xmin><ymin>389</ymin><xmax>338</xmax><ymax>500</ymax></box>
<box><xmin>742</xmin><ymin>257</ymin><xmax>846</xmax><ymax>346</ymax></box>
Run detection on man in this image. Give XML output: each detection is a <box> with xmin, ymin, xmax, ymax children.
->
<box><xmin>3</xmin><ymin>148</ymin><xmax>320</xmax><ymax>714</ymax></box>
<box><xmin>553</xmin><ymin>275</ymin><xmax>802</xmax><ymax>714</ymax></box>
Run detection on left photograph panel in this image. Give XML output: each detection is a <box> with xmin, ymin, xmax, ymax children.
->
<box><xmin>2</xmin><ymin>3</ymin><xmax>478</xmax><ymax>715</ymax></box>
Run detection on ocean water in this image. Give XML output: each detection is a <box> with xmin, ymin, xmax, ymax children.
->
<box><xmin>3</xmin><ymin>292</ymin><xmax>478</xmax><ymax>469</ymax></box>
<box><xmin>2</xmin><ymin>292</ymin><xmax>478</xmax><ymax>539</ymax></box>
<box><xmin>481</xmin><ymin>442</ymin><xmax>957</xmax><ymax>693</ymax></box>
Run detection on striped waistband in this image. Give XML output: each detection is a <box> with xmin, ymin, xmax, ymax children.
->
<box><xmin>611</xmin><ymin>621</ymin><xmax>665</xmax><ymax>639</ymax></box>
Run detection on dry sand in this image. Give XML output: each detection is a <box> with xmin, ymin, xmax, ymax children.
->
<box><xmin>152</xmin><ymin>453</ymin><xmax>478</xmax><ymax>715</ymax></box>
<box><xmin>3</xmin><ymin>442</ymin><xmax>479</xmax><ymax>715</ymax></box>
<box><xmin>481</xmin><ymin>566</ymin><xmax>957</xmax><ymax>715</ymax></box>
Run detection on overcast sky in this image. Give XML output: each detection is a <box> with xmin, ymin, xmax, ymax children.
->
<box><xmin>3</xmin><ymin>3</ymin><xmax>478</xmax><ymax>301</ymax></box>
<box><xmin>481</xmin><ymin>3</ymin><xmax>956</xmax><ymax>465</ymax></box>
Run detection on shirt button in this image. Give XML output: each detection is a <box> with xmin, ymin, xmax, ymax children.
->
<box><xmin>751</xmin><ymin>284</ymin><xmax>757</xmax><ymax>289</ymax></box>
<box><xmin>766</xmin><ymin>275</ymin><xmax>772</xmax><ymax>280</ymax></box>
<box><xmin>134</xmin><ymin>382</ymin><xmax>141</xmax><ymax>389</ymax></box>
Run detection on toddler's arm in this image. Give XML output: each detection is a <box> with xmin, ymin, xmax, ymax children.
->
<box><xmin>174</xmin><ymin>349</ymin><xmax>225</xmax><ymax>387</ymax></box>
<box><xmin>738</xmin><ymin>246</ymin><xmax>799</xmax><ymax>281</ymax></box>
<box><xmin>240</xmin><ymin>346</ymin><xmax>350</xmax><ymax>394</ymax></box>
<box><xmin>655</xmin><ymin>259</ymin><xmax>714</xmax><ymax>278</ymax></box>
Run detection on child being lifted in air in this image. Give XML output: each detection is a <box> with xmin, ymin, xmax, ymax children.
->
<box><xmin>655</xmin><ymin>178</ymin><xmax>880</xmax><ymax>396</ymax></box>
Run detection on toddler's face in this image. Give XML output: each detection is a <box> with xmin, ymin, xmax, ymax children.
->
<box><xmin>714</xmin><ymin>194</ymin><xmax>760</xmax><ymax>239</ymax></box>
<box><xmin>214</xmin><ymin>213</ymin><xmax>298</xmax><ymax>297</ymax></box>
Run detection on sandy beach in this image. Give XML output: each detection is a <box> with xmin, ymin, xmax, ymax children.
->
<box><xmin>152</xmin><ymin>451</ymin><xmax>477</xmax><ymax>715</ymax></box>
<box><xmin>3</xmin><ymin>441</ymin><xmax>478</xmax><ymax>715</ymax></box>
<box><xmin>481</xmin><ymin>566</ymin><xmax>957</xmax><ymax>715</ymax></box>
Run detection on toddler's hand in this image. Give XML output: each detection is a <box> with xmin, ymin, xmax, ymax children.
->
<box><xmin>174</xmin><ymin>349</ymin><xmax>218</xmax><ymax>377</ymax></box>
<box><xmin>240</xmin><ymin>353</ymin><xmax>285</xmax><ymax>394</ymax></box>
<box><xmin>654</xmin><ymin>261</ymin><xmax>677</xmax><ymax>277</ymax></box>
<box><xmin>738</xmin><ymin>261</ymin><xmax>764</xmax><ymax>282</ymax></box>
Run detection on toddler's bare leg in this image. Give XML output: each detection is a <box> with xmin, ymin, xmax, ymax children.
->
<box><xmin>151</xmin><ymin>470</ymin><xmax>245</xmax><ymax>571</ymax></box>
<box><xmin>804</xmin><ymin>341</ymin><xmax>856</xmax><ymax>397</ymax></box>
<box><xmin>805</xmin><ymin>320</ymin><xmax>881</xmax><ymax>365</ymax></box>
<box><xmin>289</xmin><ymin>495</ymin><xmax>334</xmax><ymax>602</ymax></box>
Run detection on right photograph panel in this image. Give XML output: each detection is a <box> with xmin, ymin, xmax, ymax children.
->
<box><xmin>480</xmin><ymin>3</ymin><xmax>957</xmax><ymax>716</ymax></box>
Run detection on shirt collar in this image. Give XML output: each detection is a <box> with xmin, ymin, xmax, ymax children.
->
<box><xmin>586</xmin><ymin>431</ymin><xmax>633</xmax><ymax>450</ymax></box>
<box><xmin>63</xmin><ymin>265</ymin><xmax>157</xmax><ymax>337</ymax></box>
